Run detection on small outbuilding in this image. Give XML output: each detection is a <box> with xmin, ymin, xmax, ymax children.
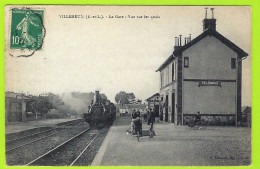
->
<box><xmin>5</xmin><ymin>92</ymin><xmax>29</xmax><ymax>123</ymax></box>
<box><xmin>145</xmin><ymin>93</ymin><xmax>160</xmax><ymax>118</ymax></box>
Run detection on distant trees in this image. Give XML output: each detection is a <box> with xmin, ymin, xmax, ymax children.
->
<box><xmin>115</xmin><ymin>91</ymin><xmax>129</xmax><ymax>104</ymax></box>
<box><xmin>115</xmin><ymin>91</ymin><xmax>137</xmax><ymax>104</ymax></box>
<box><xmin>27</xmin><ymin>94</ymin><xmax>54</xmax><ymax>119</ymax></box>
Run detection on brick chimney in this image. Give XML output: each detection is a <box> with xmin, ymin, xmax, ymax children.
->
<box><xmin>174</xmin><ymin>35</ymin><xmax>182</xmax><ymax>51</ymax></box>
<box><xmin>203</xmin><ymin>8</ymin><xmax>216</xmax><ymax>31</ymax></box>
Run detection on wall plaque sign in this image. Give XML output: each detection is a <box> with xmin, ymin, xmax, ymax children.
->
<box><xmin>198</xmin><ymin>81</ymin><xmax>221</xmax><ymax>87</ymax></box>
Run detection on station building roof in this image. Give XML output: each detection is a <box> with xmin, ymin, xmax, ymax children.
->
<box><xmin>156</xmin><ymin>28</ymin><xmax>248</xmax><ymax>72</ymax></box>
<box><xmin>146</xmin><ymin>93</ymin><xmax>160</xmax><ymax>101</ymax></box>
<box><xmin>5</xmin><ymin>92</ymin><xmax>29</xmax><ymax>100</ymax></box>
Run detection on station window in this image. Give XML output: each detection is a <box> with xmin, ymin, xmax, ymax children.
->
<box><xmin>172</xmin><ymin>62</ymin><xmax>176</xmax><ymax>81</ymax></box>
<box><xmin>184</xmin><ymin>57</ymin><xmax>189</xmax><ymax>68</ymax></box>
<box><xmin>231</xmin><ymin>58</ymin><xmax>236</xmax><ymax>69</ymax></box>
<box><xmin>160</xmin><ymin>72</ymin><xmax>164</xmax><ymax>88</ymax></box>
<box><xmin>165</xmin><ymin>67</ymin><xmax>169</xmax><ymax>84</ymax></box>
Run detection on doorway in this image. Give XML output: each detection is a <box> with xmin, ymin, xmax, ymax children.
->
<box><xmin>171</xmin><ymin>93</ymin><xmax>175</xmax><ymax>123</ymax></box>
<box><xmin>165</xmin><ymin>95</ymin><xmax>168</xmax><ymax>122</ymax></box>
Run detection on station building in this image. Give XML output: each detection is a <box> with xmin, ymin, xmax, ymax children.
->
<box><xmin>156</xmin><ymin>9</ymin><xmax>248</xmax><ymax>125</ymax></box>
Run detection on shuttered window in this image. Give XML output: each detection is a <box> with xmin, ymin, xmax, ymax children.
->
<box><xmin>165</xmin><ymin>67</ymin><xmax>169</xmax><ymax>85</ymax></box>
<box><xmin>172</xmin><ymin>62</ymin><xmax>176</xmax><ymax>81</ymax></box>
<box><xmin>161</xmin><ymin>72</ymin><xmax>164</xmax><ymax>88</ymax></box>
<box><xmin>184</xmin><ymin>57</ymin><xmax>189</xmax><ymax>68</ymax></box>
<box><xmin>231</xmin><ymin>58</ymin><xmax>236</xmax><ymax>69</ymax></box>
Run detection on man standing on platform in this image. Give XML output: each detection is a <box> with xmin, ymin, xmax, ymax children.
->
<box><xmin>148</xmin><ymin>108</ymin><xmax>155</xmax><ymax>130</ymax></box>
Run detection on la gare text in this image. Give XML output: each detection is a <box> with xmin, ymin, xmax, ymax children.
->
<box><xmin>59</xmin><ymin>15</ymin><xmax>160</xmax><ymax>19</ymax></box>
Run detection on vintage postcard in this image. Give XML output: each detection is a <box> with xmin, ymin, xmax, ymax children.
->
<box><xmin>4</xmin><ymin>5</ymin><xmax>251</xmax><ymax>166</ymax></box>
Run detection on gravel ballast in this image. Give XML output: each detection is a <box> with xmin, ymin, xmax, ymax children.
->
<box><xmin>72</xmin><ymin>127</ymin><xmax>110</xmax><ymax>166</ymax></box>
<box><xmin>29</xmin><ymin>128</ymin><xmax>100</xmax><ymax>166</ymax></box>
<box><xmin>6</xmin><ymin>127</ymin><xmax>53</xmax><ymax>141</ymax></box>
<box><xmin>6</xmin><ymin>122</ymin><xmax>89</xmax><ymax>166</ymax></box>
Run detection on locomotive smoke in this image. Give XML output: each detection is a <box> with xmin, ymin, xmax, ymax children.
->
<box><xmin>95</xmin><ymin>87</ymin><xmax>102</xmax><ymax>92</ymax></box>
<box><xmin>60</xmin><ymin>92</ymin><xmax>92</xmax><ymax>116</ymax></box>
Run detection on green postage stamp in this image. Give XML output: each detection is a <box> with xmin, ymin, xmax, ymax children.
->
<box><xmin>10</xmin><ymin>8</ymin><xmax>44</xmax><ymax>50</ymax></box>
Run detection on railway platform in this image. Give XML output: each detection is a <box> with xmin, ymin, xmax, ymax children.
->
<box><xmin>92</xmin><ymin>115</ymin><xmax>251</xmax><ymax>166</ymax></box>
<box><xmin>5</xmin><ymin>118</ymin><xmax>82</xmax><ymax>134</ymax></box>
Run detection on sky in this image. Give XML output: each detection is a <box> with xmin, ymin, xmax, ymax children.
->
<box><xmin>5</xmin><ymin>6</ymin><xmax>251</xmax><ymax>106</ymax></box>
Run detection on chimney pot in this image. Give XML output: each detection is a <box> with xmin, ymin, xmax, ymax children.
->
<box><xmin>174</xmin><ymin>37</ymin><xmax>182</xmax><ymax>51</ymax></box>
<box><xmin>174</xmin><ymin>37</ymin><xmax>178</xmax><ymax>46</ymax></box>
<box><xmin>179</xmin><ymin>35</ymin><xmax>182</xmax><ymax>46</ymax></box>
<box><xmin>205</xmin><ymin>7</ymin><xmax>208</xmax><ymax>19</ymax></box>
<box><xmin>210</xmin><ymin>8</ymin><xmax>215</xmax><ymax>19</ymax></box>
<box><xmin>203</xmin><ymin>8</ymin><xmax>216</xmax><ymax>31</ymax></box>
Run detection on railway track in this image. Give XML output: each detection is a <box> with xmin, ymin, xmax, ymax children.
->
<box><xmin>5</xmin><ymin>120</ymin><xmax>111</xmax><ymax>166</ymax></box>
<box><xmin>6</xmin><ymin>127</ymin><xmax>54</xmax><ymax>143</ymax></box>
<box><xmin>5</xmin><ymin>119</ymin><xmax>90</xmax><ymax>166</ymax></box>
<box><xmin>5</xmin><ymin>119</ymin><xmax>86</xmax><ymax>152</ymax></box>
<box><xmin>56</xmin><ymin>119</ymin><xmax>85</xmax><ymax>126</ymax></box>
<box><xmin>6</xmin><ymin>129</ymin><xmax>58</xmax><ymax>153</ymax></box>
<box><xmin>26</xmin><ymin>127</ymin><xmax>102</xmax><ymax>166</ymax></box>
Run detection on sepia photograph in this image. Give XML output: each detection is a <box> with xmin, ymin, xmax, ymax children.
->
<box><xmin>4</xmin><ymin>5</ymin><xmax>251</xmax><ymax>166</ymax></box>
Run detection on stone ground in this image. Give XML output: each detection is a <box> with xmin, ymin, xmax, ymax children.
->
<box><xmin>5</xmin><ymin>118</ymin><xmax>81</xmax><ymax>134</ymax></box>
<box><xmin>92</xmin><ymin>115</ymin><xmax>251</xmax><ymax>166</ymax></box>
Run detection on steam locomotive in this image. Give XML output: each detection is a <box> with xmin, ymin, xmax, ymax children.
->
<box><xmin>83</xmin><ymin>91</ymin><xmax>116</xmax><ymax>126</ymax></box>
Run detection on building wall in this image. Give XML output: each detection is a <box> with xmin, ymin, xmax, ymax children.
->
<box><xmin>5</xmin><ymin>97</ymin><xmax>27</xmax><ymax>123</ymax></box>
<box><xmin>159</xmin><ymin>59</ymin><xmax>178</xmax><ymax>123</ymax></box>
<box><xmin>182</xmin><ymin>36</ymin><xmax>237</xmax><ymax>80</ymax></box>
<box><xmin>159</xmin><ymin>36</ymin><xmax>241</xmax><ymax>125</ymax></box>
<box><xmin>183</xmin><ymin>82</ymin><xmax>236</xmax><ymax>114</ymax></box>
<box><xmin>182</xmin><ymin>36</ymin><xmax>238</xmax><ymax>125</ymax></box>
<box><xmin>160</xmin><ymin>60</ymin><xmax>177</xmax><ymax>88</ymax></box>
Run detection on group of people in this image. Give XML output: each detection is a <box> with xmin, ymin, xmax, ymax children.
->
<box><xmin>127</xmin><ymin>109</ymin><xmax>202</xmax><ymax>136</ymax></box>
<box><xmin>129</xmin><ymin>108</ymin><xmax>155</xmax><ymax>136</ymax></box>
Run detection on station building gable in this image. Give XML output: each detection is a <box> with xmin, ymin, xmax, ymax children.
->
<box><xmin>156</xmin><ymin>10</ymin><xmax>248</xmax><ymax>126</ymax></box>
